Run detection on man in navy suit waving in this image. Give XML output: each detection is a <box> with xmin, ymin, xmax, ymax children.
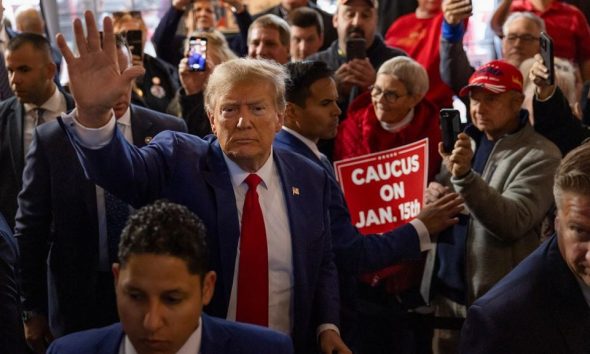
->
<box><xmin>56</xmin><ymin>11</ymin><xmax>349</xmax><ymax>353</ymax></box>
<box><xmin>48</xmin><ymin>200</ymin><xmax>294</xmax><ymax>354</ymax></box>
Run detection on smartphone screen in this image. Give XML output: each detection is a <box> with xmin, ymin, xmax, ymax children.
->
<box><xmin>440</xmin><ymin>109</ymin><xmax>462</xmax><ymax>153</ymax></box>
<box><xmin>125</xmin><ymin>30</ymin><xmax>143</xmax><ymax>58</ymax></box>
<box><xmin>188</xmin><ymin>37</ymin><xmax>207</xmax><ymax>72</ymax></box>
<box><xmin>539</xmin><ymin>32</ymin><xmax>554</xmax><ymax>85</ymax></box>
<box><xmin>346</xmin><ymin>38</ymin><xmax>366</xmax><ymax>62</ymax></box>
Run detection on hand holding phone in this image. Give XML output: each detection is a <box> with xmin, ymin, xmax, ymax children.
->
<box><xmin>440</xmin><ymin>109</ymin><xmax>462</xmax><ymax>154</ymax></box>
<box><xmin>539</xmin><ymin>32</ymin><xmax>554</xmax><ymax>85</ymax></box>
<box><xmin>187</xmin><ymin>36</ymin><xmax>208</xmax><ymax>72</ymax></box>
<box><xmin>346</xmin><ymin>38</ymin><xmax>366</xmax><ymax>62</ymax></box>
<box><xmin>125</xmin><ymin>30</ymin><xmax>144</xmax><ymax>58</ymax></box>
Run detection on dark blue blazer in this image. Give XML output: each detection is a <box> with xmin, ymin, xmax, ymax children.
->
<box><xmin>274</xmin><ymin>129</ymin><xmax>422</xmax><ymax>274</ymax></box>
<box><xmin>274</xmin><ymin>129</ymin><xmax>422</xmax><ymax>348</ymax></box>
<box><xmin>0</xmin><ymin>212</ymin><xmax>28</xmax><ymax>354</ymax></box>
<box><xmin>460</xmin><ymin>235</ymin><xmax>590</xmax><ymax>353</ymax></box>
<box><xmin>61</xmin><ymin>126</ymin><xmax>339</xmax><ymax>353</ymax></box>
<box><xmin>15</xmin><ymin>106</ymin><xmax>187</xmax><ymax>337</ymax></box>
<box><xmin>0</xmin><ymin>92</ymin><xmax>75</xmax><ymax>230</ymax></box>
<box><xmin>47</xmin><ymin>313</ymin><xmax>294</xmax><ymax>354</ymax></box>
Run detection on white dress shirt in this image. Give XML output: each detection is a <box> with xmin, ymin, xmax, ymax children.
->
<box><xmin>119</xmin><ymin>317</ymin><xmax>202</xmax><ymax>354</ymax></box>
<box><xmin>96</xmin><ymin>108</ymin><xmax>133</xmax><ymax>271</ymax></box>
<box><xmin>576</xmin><ymin>277</ymin><xmax>590</xmax><ymax>309</ymax></box>
<box><xmin>223</xmin><ymin>151</ymin><xmax>294</xmax><ymax>335</ymax></box>
<box><xmin>23</xmin><ymin>86</ymin><xmax>67</xmax><ymax>155</ymax></box>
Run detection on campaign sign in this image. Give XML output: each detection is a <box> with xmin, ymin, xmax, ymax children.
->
<box><xmin>334</xmin><ymin>139</ymin><xmax>429</xmax><ymax>291</ymax></box>
<box><xmin>334</xmin><ymin>138</ymin><xmax>429</xmax><ymax>235</ymax></box>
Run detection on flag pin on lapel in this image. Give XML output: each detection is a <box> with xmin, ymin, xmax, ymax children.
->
<box><xmin>144</xmin><ymin>136</ymin><xmax>153</xmax><ymax>144</ymax></box>
<box><xmin>292</xmin><ymin>187</ymin><xmax>300</xmax><ymax>196</ymax></box>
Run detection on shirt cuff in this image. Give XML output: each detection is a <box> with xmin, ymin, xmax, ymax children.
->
<box><xmin>411</xmin><ymin>218</ymin><xmax>432</xmax><ymax>251</ymax></box>
<box><xmin>71</xmin><ymin>108</ymin><xmax>117</xmax><ymax>149</ymax></box>
<box><xmin>316</xmin><ymin>323</ymin><xmax>340</xmax><ymax>338</ymax></box>
<box><xmin>441</xmin><ymin>19</ymin><xmax>465</xmax><ymax>42</ymax></box>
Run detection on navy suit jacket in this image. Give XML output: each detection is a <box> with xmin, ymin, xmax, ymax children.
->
<box><xmin>460</xmin><ymin>235</ymin><xmax>590</xmax><ymax>353</ymax></box>
<box><xmin>62</xmin><ymin>126</ymin><xmax>339</xmax><ymax>353</ymax></box>
<box><xmin>0</xmin><ymin>212</ymin><xmax>28</xmax><ymax>354</ymax></box>
<box><xmin>47</xmin><ymin>314</ymin><xmax>294</xmax><ymax>354</ymax></box>
<box><xmin>274</xmin><ymin>129</ymin><xmax>422</xmax><ymax>274</ymax></box>
<box><xmin>15</xmin><ymin>105</ymin><xmax>187</xmax><ymax>337</ymax></box>
<box><xmin>0</xmin><ymin>92</ymin><xmax>75</xmax><ymax>229</ymax></box>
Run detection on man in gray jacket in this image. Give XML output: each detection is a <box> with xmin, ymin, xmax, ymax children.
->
<box><xmin>424</xmin><ymin>59</ymin><xmax>561</xmax><ymax>354</ymax></box>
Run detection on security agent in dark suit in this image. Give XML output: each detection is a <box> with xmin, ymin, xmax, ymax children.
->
<box><xmin>459</xmin><ymin>142</ymin><xmax>590</xmax><ymax>354</ymax></box>
<box><xmin>15</xmin><ymin>34</ymin><xmax>187</xmax><ymax>352</ymax></box>
<box><xmin>0</xmin><ymin>33</ymin><xmax>74</xmax><ymax>230</ymax></box>
<box><xmin>276</xmin><ymin>61</ymin><xmax>462</xmax><ymax>353</ymax></box>
<box><xmin>0</xmin><ymin>212</ymin><xmax>28</xmax><ymax>354</ymax></box>
<box><xmin>56</xmin><ymin>12</ymin><xmax>349</xmax><ymax>353</ymax></box>
<box><xmin>47</xmin><ymin>200</ymin><xmax>294</xmax><ymax>354</ymax></box>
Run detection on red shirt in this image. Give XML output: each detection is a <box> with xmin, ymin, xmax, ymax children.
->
<box><xmin>335</xmin><ymin>92</ymin><xmax>442</xmax><ymax>182</ymax></box>
<box><xmin>385</xmin><ymin>12</ymin><xmax>455</xmax><ymax>110</ymax></box>
<box><xmin>511</xmin><ymin>0</ymin><xmax>590</xmax><ymax>63</ymax></box>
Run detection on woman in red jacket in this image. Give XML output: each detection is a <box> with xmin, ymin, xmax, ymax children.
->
<box><xmin>335</xmin><ymin>56</ymin><xmax>442</xmax><ymax>181</ymax></box>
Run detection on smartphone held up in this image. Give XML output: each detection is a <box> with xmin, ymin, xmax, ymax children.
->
<box><xmin>440</xmin><ymin>109</ymin><xmax>462</xmax><ymax>154</ymax></box>
<box><xmin>188</xmin><ymin>36</ymin><xmax>208</xmax><ymax>72</ymax></box>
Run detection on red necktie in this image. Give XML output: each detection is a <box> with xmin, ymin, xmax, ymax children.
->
<box><xmin>236</xmin><ymin>174</ymin><xmax>269</xmax><ymax>326</ymax></box>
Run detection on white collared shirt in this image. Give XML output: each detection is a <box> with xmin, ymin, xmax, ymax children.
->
<box><xmin>379</xmin><ymin>108</ymin><xmax>415</xmax><ymax>133</ymax></box>
<box><xmin>96</xmin><ymin>107</ymin><xmax>133</xmax><ymax>271</ymax></box>
<box><xmin>23</xmin><ymin>86</ymin><xmax>67</xmax><ymax>155</ymax></box>
<box><xmin>281</xmin><ymin>126</ymin><xmax>323</xmax><ymax>159</ymax></box>
<box><xmin>119</xmin><ymin>317</ymin><xmax>202</xmax><ymax>354</ymax></box>
<box><xmin>223</xmin><ymin>151</ymin><xmax>294</xmax><ymax>335</ymax></box>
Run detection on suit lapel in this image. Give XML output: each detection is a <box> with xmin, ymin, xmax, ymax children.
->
<box><xmin>273</xmin><ymin>150</ymin><xmax>309</xmax><ymax>344</ymax></box>
<box><xmin>7</xmin><ymin>101</ymin><xmax>24</xmax><ymax>185</ymax></box>
<box><xmin>545</xmin><ymin>236</ymin><xmax>590</xmax><ymax>352</ymax></box>
<box><xmin>200</xmin><ymin>315</ymin><xmax>230</xmax><ymax>354</ymax></box>
<box><xmin>203</xmin><ymin>141</ymin><xmax>241</xmax><ymax>306</ymax></box>
<box><xmin>130</xmin><ymin>106</ymin><xmax>154</xmax><ymax>147</ymax></box>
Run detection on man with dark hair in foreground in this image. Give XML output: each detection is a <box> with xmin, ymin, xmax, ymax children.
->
<box><xmin>47</xmin><ymin>200</ymin><xmax>294</xmax><ymax>354</ymax></box>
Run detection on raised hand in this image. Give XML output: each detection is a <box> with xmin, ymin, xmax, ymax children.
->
<box><xmin>439</xmin><ymin>132</ymin><xmax>473</xmax><ymax>178</ymax></box>
<box><xmin>56</xmin><ymin>11</ymin><xmax>144</xmax><ymax>128</ymax></box>
<box><xmin>442</xmin><ymin>0</ymin><xmax>472</xmax><ymax>25</ymax></box>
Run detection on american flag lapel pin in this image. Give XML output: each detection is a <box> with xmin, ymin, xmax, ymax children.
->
<box><xmin>292</xmin><ymin>186</ymin><xmax>300</xmax><ymax>196</ymax></box>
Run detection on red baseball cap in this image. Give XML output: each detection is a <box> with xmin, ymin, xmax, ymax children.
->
<box><xmin>459</xmin><ymin>60</ymin><xmax>523</xmax><ymax>96</ymax></box>
<box><xmin>339</xmin><ymin>0</ymin><xmax>378</xmax><ymax>7</ymax></box>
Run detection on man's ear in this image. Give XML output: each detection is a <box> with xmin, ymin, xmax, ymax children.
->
<box><xmin>208</xmin><ymin>111</ymin><xmax>217</xmax><ymax>135</ymax></box>
<box><xmin>202</xmin><ymin>271</ymin><xmax>217</xmax><ymax>306</ymax></box>
<box><xmin>112</xmin><ymin>263</ymin><xmax>120</xmax><ymax>287</ymax></box>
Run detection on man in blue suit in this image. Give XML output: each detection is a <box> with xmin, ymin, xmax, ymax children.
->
<box><xmin>459</xmin><ymin>142</ymin><xmax>590</xmax><ymax>353</ymax></box>
<box><xmin>47</xmin><ymin>200</ymin><xmax>294</xmax><ymax>354</ymax></box>
<box><xmin>55</xmin><ymin>12</ymin><xmax>349</xmax><ymax>353</ymax></box>
<box><xmin>276</xmin><ymin>60</ymin><xmax>462</xmax><ymax>353</ymax></box>
<box><xmin>15</xmin><ymin>35</ymin><xmax>187</xmax><ymax>352</ymax></box>
<box><xmin>0</xmin><ymin>212</ymin><xmax>28</xmax><ymax>354</ymax></box>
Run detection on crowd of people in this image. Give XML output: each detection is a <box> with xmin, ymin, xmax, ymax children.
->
<box><xmin>1</xmin><ymin>0</ymin><xmax>590</xmax><ymax>353</ymax></box>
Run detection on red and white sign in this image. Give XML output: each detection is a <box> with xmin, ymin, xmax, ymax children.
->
<box><xmin>334</xmin><ymin>138</ymin><xmax>429</xmax><ymax>234</ymax></box>
<box><xmin>334</xmin><ymin>139</ymin><xmax>430</xmax><ymax>290</ymax></box>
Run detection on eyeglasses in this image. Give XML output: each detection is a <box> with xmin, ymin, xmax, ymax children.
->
<box><xmin>370</xmin><ymin>86</ymin><xmax>407</xmax><ymax>103</ymax></box>
<box><xmin>501</xmin><ymin>34</ymin><xmax>540</xmax><ymax>43</ymax></box>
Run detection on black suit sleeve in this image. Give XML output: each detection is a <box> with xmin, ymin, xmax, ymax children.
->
<box><xmin>152</xmin><ymin>6</ymin><xmax>186</xmax><ymax>66</ymax></box>
<box><xmin>14</xmin><ymin>128</ymin><xmax>52</xmax><ymax>315</ymax></box>
<box><xmin>0</xmin><ymin>213</ymin><xmax>28</xmax><ymax>354</ymax></box>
